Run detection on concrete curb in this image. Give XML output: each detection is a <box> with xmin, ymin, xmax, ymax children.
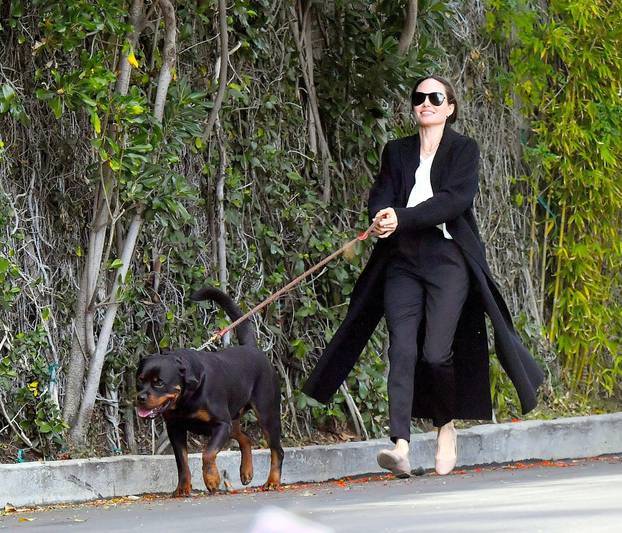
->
<box><xmin>1</xmin><ymin>413</ymin><xmax>621</xmax><ymax>508</ymax></box>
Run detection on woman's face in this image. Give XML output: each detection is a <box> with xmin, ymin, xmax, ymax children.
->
<box><xmin>413</xmin><ymin>78</ymin><xmax>455</xmax><ymax>128</ymax></box>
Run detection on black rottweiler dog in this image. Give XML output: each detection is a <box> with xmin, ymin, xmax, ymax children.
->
<box><xmin>136</xmin><ymin>288</ymin><xmax>284</xmax><ymax>496</ymax></box>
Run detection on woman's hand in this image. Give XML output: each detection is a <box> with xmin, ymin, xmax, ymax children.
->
<box><xmin>373</xmin><ymin>207</ymin><xmax>398</xmax><ymax>238</ymax></box>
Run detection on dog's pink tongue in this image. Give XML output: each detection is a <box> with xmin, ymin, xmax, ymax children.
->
<box><xmin>137</xmin><ymin>407</ymin><xmax>154</xmax><ymax>418</ymax></box>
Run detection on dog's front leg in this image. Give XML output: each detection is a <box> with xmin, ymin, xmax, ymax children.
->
<box><xmin>202</xmin><ymin>421</ymin><xmax>231</xmax><ymax>493</ymax></box>
<box><xmin>167</xmin><ymin>422</ymin><xmax>192</xmax><ymax>497</ymax></box>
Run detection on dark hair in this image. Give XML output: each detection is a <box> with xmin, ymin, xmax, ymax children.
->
<box><xmin>411</xmin><ymin>75</ymin><xmax>459</xmax><ymax>124</ymax></box>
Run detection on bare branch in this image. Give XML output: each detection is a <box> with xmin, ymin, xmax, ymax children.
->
<box><xmin>216</xmin><ymin>126</ymin><xmax>228</xmax><ymax>293</ymax></box>
<box><xmin>340</xmin><ymin>383</ymin><xmax>369</xmax><ymax>440</ymax></box>
<box><xmin>153</xmin><ymin>0</ymin><xmax>177</xmax><ymax>123</ymax></box>
<box><xmin>0</xmin><ymin>393</ymin><xmax>39</xmax><ymax>453</ymax></box>
<box><xmin>204</xmin><ymin>0</ymin><xmax>229</xmax><ymax>140</ymax></box>
<box><xmin>115</xmin><ymin>0</ymin><xmax>145</xmax><ymax>95</ymax></box>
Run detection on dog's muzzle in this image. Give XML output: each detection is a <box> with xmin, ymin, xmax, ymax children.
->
<box><xmin>136</xmin><ymin>399</ymin><xmax>172</xmax><ymax>419</ymax></box>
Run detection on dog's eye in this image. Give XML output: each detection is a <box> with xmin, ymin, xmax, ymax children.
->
<box><xmin>153</xmin><ymin>379</ymin><xmax>165</xmax><ymax>389</ymax></box>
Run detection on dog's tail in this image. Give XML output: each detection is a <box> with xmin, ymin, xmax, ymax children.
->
<box><xmin>190</xmin><ymin>287</ymin><xmax>256</xmax><ymax>347</ymax></box>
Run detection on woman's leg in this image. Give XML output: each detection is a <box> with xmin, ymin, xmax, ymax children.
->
<box><xmin>420</xmin><ymin>244</ymin><xmax>469</xmax><ymax>427</ymax></box>
<box><xmin>420</xmin><ymin>239</ymin><xmax>469</xmax><ymax>475</ymax></box>
<box><xmin>384</xmin><ymin>262</ymin><xmax>425</xmax><ymax>443</ymax></box>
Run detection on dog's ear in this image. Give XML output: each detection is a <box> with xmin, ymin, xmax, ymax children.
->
<box><xmin>175</xmin><ymin>356</ymin><xmax>201</xmax><ymax>392</ymax></box>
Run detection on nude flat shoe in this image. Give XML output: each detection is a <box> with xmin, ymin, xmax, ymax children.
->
<box><xmin>435</xmin><ymin>421</ymin><xmax>457</xmax><ymax>476</ymax></box>
<box><xmin>377</xmin><ymin>448</ymin><xmax>411</xmax><ymax>478</ymax></box>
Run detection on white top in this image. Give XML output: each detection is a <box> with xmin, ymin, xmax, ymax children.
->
<box><xmin>405</xmin><ymin>154</ymin><xmax>453</xmax><ymax>239</ymax></box>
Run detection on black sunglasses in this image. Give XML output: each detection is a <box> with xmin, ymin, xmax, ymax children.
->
<box><xmin>412</xmin><ymin>91</ymin><xmax>446</xmax><ymax>106</ymax></box>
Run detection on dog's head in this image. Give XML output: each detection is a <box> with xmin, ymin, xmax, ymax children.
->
<box><xmin>135</xmin><ymin>352</ymin><xmax>200</xmax><ymax>419</ymax></box>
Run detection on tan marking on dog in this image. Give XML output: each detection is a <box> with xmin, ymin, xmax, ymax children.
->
<box><xmin>202</xmin><ymin>450</ymin><xmax>221</xmax><ymax>492</ymax></box>
<box><xmin>193</xmin><ymin>409</ymin><xmax>212</xmax><ymax>423</ymax></box>
<box><xmin>141</xmin><ymin>391</ymin><xmax>179</xmax><ymax>411</ymax></box>
<box><xmin>263</xmin><ymin>448</ymin><xmax>282</xmax><ymax>489</ymax></box>
<box><xmin>172</xmin><ymin>478</ymin><xmax>192</xmax><ymax>497</ymax></box>
<box><xmin>259</xmin><ymin>427</ymin><xmax>283</xmax><ymax>490</ymax></box>
<box><xmin>232</xmin><ymin>420</ymin><xmax>253</xmax><ymax>485</ymax></box>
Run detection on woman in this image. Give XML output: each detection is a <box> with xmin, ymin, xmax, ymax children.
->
<box><xmin>302</xmin><ymin>75</ymin><xmax>544</xmax><ymax>477</ymax></box>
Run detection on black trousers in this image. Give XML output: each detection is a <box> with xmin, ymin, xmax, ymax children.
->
<box><xmin>384</xmin><ymin>227</ymin><xmax>469</xmax><ymax>441</ymax></box>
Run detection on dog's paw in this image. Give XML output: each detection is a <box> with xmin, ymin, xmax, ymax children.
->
<box><xmin>240</xmin><ymin>467</ymin><xmax>254</xmax><ymax>485</ymax></box>
<box><xmin>262</xmin><ymin>480</ymin><xmax>281</xmax><ymax>491</ymax></box>
<box><xmin>172</xmin><ymin>484</ymin><xmax>192</xmax><ymax>498</ymax></box>
<box><xmin>203</xmin><ymin>471</ymin><xmax>221</xmax><ymax>493</ymax></box>
<box><xmin>203</xmin><ymin>472</ymin><xmax>221</xmax><ymax>493</ymax></box>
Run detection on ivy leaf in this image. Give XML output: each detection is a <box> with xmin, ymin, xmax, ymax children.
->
<box><xmin>34</xmin><ymin>88</ymin><xmax>52</xmax><ymax>101</ymax></box>
<box><xmin>89</xmin><ymin>110</ymin><xmax>101</xmax><ymax>134</ymax></box>
<box><xmin>37</xmin><ymin>421</ymin><xmax>52</xmax><ymax>433</ymax></box>
<box><xmin>130</xmin><ymin>144</ymin><xmax>152</xmax><ymax>153</ymax></box>
<box><xmin>109</xmin><ymin>259</ymin><xmax>124</xmax><ymax>270</ymax></box>
<box><xmin>1</xmin><ymin>84</ymin><xmax>16</xmax><ymax>102</ymax></box>
<box><xmin>80</xmin><ymin>94</ymin><xmax>97</xmax><ymax>108</ymax></box>
<box><xmin>515</xmin><ymin>193</ymin><xmax>524</xmax><ymax>207</ymax></box>
<box><xmin>49</xmin><ymin>96</ymin><xmax>63</xmax><ymax>118</ymax></box>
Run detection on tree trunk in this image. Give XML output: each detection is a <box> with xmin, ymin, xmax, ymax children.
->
<box><xmin>116</xmin><ymin>0</ymin><xmax>145</xmax><ymax>95</ymax></box>
<box><xmin>63</xmin><ymin>178</ymin><xmax>113</xmax><ymax>426</ymax></box>
<box><xmin>215</xmin><ymin>125</ymin><xmax>230</xmax><ymax>345</ymax></box>
<box><xmin>123</xmin><ymin>371</ymin><xmax>138</xmax><ymax>454</ymax></box>
<box><xmin>63</xmin><ymin>1</ymin><xmax>145</xmax><ymax>429</ymax></box>
<box><xmin>69</xmin><ymin>212</ymin><xmax>144</xmax><ymax>441</ymax></box>
<box><xmin>216</xmin><ymin>129</ymin><xmax>227</xmax><ymax>294</ymax></box>
<box><xmin>67</xmin><ymin>0</ymin><xmax>176</xmax><ymax>443</ymax></box>
<box><xmin>290</xmin><ymin>0</ymin><xmax>332</xmax><ymax>204</ymax></box>
<box><xmin>398</xmin><ymin>0</ymin><xmax>418</xmax><ymax>55</ymax></box>
<box><xmin>153</xmin><ymin>0</ymin><xmax>176</xmax><ymax>123</ymax></box>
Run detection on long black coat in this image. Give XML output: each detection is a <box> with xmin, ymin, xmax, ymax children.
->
<box><xmin>303</xmin><ymin>126</ymin><xmax>544</xmax><ymax>419</ymax></box>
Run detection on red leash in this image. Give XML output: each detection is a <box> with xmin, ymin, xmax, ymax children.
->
<box><xmin>198</xmin><ymin>219</ymin><xmax>380</xmax><ymax>350</ymax></box>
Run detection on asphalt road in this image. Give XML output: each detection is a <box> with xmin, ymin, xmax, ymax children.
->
<box><xmin>2</xmin><ymin>456</ymin><xmax>621</xmax><ymax>532</ymax></box>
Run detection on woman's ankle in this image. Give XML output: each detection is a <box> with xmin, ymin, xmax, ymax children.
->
<box><xmin>394</xmin><ymin>438</ymin><xmax>410</xmax><ymax>455</ymax></box>
<box><xmin>437</xmin><ymin>420</ymin><xmax>454</xmax><ymax>432</ymax></box>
